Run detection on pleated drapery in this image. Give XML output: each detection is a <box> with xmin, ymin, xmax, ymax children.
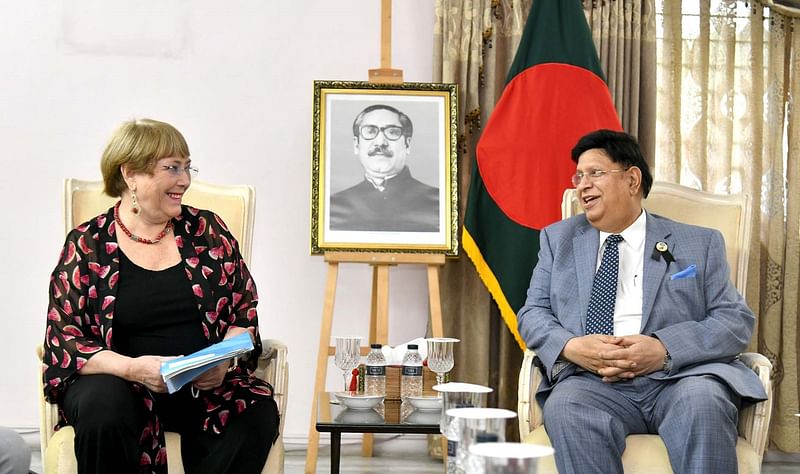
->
<box><xmin>433</xmin><ymin>0</ymin><xmax>531</xmax><ymax>435</ymax></box>
<box><xmin>655</xmin><ymin>0</ymin><xmax>800</xmax><ymax>451</ymax></box>
<box><xmin>434</xmin><ymin>0</ymin><xmax>799</xmax><ymax>453</ymax></box>
<box><xmin>432</xmin><ymin>0</ymin><xmax>655</xmax><ymax>440</ymax></box>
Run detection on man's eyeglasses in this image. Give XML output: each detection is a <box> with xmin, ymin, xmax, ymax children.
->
<box><xmin>161</xmin><ymin>165</ymin><xmax>199</xmax><ymax>179</ymax></box>
<box><xmin>359</xmin><ymin>125</ymin><xmax>405</xmax><ymax>141</ymax></box>
<box><xmin>571</xmin><ymin>168</ymin><xmax>629</xmax><ymax>187</ymax></box>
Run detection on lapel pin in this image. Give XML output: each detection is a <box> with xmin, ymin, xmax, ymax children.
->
<box><xmin>653</xmin><ymin>241</ymin><xmax>675</xmax><ymax>265</ymax></box>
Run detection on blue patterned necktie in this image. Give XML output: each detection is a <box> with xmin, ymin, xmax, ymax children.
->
<box><xmin>586</xmin><ymin>234</ymin><xmax>624</xmax><ymax>335</ymax></box>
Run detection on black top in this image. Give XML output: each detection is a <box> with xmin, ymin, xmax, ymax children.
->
<box><xmin>113</xmin><ymin>251</ymin><xmax>207</xmax><ymax>358</ymax></box>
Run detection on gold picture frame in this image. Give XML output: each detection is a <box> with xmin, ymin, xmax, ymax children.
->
<box><xmin>310</xmin><ymin>80</ymin><xmax>458</xmax><ymax>255</ymax></box>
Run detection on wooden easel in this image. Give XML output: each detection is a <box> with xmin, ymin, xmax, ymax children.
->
<box><xmin>304</xmin><ymin>252</ymin><xmax>445</xmax><ymax>473</ymax></box>
<box><xmin>369</xmin><ymin>0</ymin><xmax>403</xmax><ymax>84</ymax></box>
<box><xmin>304</xmin><ymin>2</ymin><xmax>442</xmax><ymax>470</ymax></box>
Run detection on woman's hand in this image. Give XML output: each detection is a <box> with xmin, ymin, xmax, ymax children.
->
<box><xmin>79</xmin><ymin>350</ymin><xmax>175</xmax><ymax>393</ymax></box>
<box><xmin>127</xmin><ymin>355</ymin><xmax>174</xmax><ymax>393</ymax></box>
<box><xmin>224</xmin><ymin>325</ymin><xmax>253</xmax><ymax>342</ymax></box>
<box><xmin>192</xmin><ymin>360</ymin><xmax>230</xmax><ymax>391</ymax></box>
<box><xmin>190</xmin><ymin>327</ymin><xmax>251</xmax><ymax>392</ymax></box>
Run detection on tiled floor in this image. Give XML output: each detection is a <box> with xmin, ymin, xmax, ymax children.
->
<box><xmin>28</xmin><ymin>434</ymin><xmax>800</xmax><ymax>473</ymax></box>
<box><xmin>286</xmin><ymin>435</ymin><xmax>800</xmax><ymax>474</ymax></box>
<box><xmin>28</xmin><ymin>435</ymin><xmax>442</xmax><ymax>474</ymax></box>
<box><xmin>285</xmin><ymin>435</ymin><xmax>441</xmax><ymax>473</ymax></box>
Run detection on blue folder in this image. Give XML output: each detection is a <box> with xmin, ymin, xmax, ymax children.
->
<box><xmin>160</xmin><ymin>332</ymin><xmax>254</xmax><ymax>393</ymax></box>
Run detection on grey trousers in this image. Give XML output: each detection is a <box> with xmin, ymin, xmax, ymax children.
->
<box><xmin>0</xmin><ymin>427</ymin><xmax>30</xmax><ymax>474</ymax></box>
<box><xmin>542</xmin><ymin>372</ymin><xmax>740</xmax><ymax>474</ymax></box>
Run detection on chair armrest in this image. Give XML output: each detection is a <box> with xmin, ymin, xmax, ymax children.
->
<box><xmin>518</xmin><ymin>349</ymin><xmax>544</xmax><ymax>439</ymax></box>
<box><xmin>736</xmin><ymin>352</ymin><xmax>773</xmax><ymax>461</ymax></box>
<box><xmin>255</xmin><ymin>338</ymin><xmax>288</xmax><ymax>433</ymax></box>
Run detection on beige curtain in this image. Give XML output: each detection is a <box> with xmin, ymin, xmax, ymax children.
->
<box><xmin>433</xmin><ymin>0</ymin><xmax>655</xmax><ymax>440</ymax></box>
<box><xmin>656</xmin><ymin>0</ymin><xmax>800</xmax><ymax>452</ymax></box>
<box><xmin>433</xmin><ymin>0</ymin><xmax>531</xmax><ymax>437</ymax></box>
<box><xmin>584</xmin><ymin>0</ymin><xmax>657</xmax><ymax>163</ymax></box>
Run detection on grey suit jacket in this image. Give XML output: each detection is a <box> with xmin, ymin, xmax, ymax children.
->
<box><xmin>517</xmin><ymin>211</ymin><xmax>767</xmax><ymax>405</ymax></box>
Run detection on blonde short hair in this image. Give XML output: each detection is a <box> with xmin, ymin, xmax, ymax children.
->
<box><xmin>100</xmin><ymin>118</ymin><xmax>190</xmax><ymax>197</ymax></box>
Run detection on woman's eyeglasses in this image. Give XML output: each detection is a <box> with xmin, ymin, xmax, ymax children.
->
<box><xmin>161</xmin><ymin>165</ymin><xmax>199</xmax><ymax>179</ymax></box>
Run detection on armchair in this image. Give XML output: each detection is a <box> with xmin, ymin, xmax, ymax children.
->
<box><xmin>38</xmin><ymin>178</ymin><xmax>286</xmax><ymax>473</ymax></box>
<box><xmin>37</xmin><ymin>340</ymin><xmax>288</xmax><ymax>474</ymax></box>
<box><xmin>518</xmin><ymin>182</ymin><xmax>773</xmax><ymax>473</ymax></box>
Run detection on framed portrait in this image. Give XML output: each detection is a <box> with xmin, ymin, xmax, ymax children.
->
<box><xmin>310</xmin><ymin>80</ymin><xmax>458</xmax><ymax>255</ymax></box>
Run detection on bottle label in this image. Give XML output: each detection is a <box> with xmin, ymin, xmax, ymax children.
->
<box><xmin>475</xmin><ymin>431</ymin><xmax>499</xmax><ymax>443</ymax></box>
<box><xmin>447</xmin><ymin>439</ymin><xmax>458</xmax><ymax>457</ymax></box>
<box><xmin>402</xmin><ymin>365</ymin><xmax>423</xmax><ymax>376</ymax></box>
<box><xmin>365</xmin><ymin>365</ymin><xmax>385</xmax><ymax>376</ymax></box>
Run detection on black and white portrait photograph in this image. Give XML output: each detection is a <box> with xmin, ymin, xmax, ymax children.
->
<box><xmin>310</xmin><ymin>81</ymin><xmax>458</xmax><ymax>255</ymax></box>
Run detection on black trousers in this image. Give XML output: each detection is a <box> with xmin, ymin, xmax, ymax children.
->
<box><xmin>63</xmin><ymin>374</ymin><xmax>278</xmax><ymax>474</ymax></box>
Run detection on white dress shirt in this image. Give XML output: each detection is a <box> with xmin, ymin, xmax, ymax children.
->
<box><xmin>596</xmin><ymin>210</ymin><xmax>646</xmax><ymax>336</ymax></box>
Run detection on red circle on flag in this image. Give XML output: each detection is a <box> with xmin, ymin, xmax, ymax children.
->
<box><xmin>476</xmin><ymin>63</ymin><xmax>621</xmax><ymax>230</ymax></box>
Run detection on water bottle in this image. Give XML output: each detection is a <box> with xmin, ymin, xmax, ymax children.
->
<box><xmin>400</xmin><ymin>343</ymin><xmax>423</xmax><ymax>401</ymax></box>
<box><xmin>365</xmin><ymin>343</ymin><xmax>386</xmax><ymax>396</ymax></box>
<box><xmin>445</xmin><ymin>420</ymin><xmax>460</xmax><ymax>474</ymax></box>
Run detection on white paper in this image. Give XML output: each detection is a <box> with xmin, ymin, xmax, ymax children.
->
<box><xmin>382</xmin><ymin>337</ymin><xmax>428</xmax><ymax>365</ymax></box>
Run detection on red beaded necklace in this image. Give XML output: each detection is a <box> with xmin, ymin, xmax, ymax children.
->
<box><xmin>114</xmin><ymin>201</ymin><xmax>173</xmax><ymax>245</ymax></box>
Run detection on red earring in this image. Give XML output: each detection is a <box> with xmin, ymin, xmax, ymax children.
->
<box><xmin>131</xmin><ymin>190</ymin><xmax>140</xmax><ymax>215</ymax></box>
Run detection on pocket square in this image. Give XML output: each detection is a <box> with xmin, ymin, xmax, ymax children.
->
<box><xmin>670</xmin><ymin>264</ymin><xmax>697</xmax><ymax>280</ymax></box>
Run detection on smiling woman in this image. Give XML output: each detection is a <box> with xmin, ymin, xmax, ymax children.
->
<box><xmin>41</xmin><ymin>118</ymin><xmax>280</xmax><ymax>474</ymax></box>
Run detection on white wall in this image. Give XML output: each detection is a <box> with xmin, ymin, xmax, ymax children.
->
<box><xmin>0</xmin><ymin>0</ymin><xmax>435</xmax><ymax>443</ymax></box>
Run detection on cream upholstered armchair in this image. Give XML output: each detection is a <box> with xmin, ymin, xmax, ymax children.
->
<box><xmin>517</xmin><ymin>182</ymin><xmax>773</xmax><ymax>474</ymax></box>
<box><xmin>38</xmin><ymin>179</ymin><xmax>288</xmax><ymax>474</ymax></box>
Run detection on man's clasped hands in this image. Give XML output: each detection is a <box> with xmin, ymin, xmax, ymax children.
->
<box><xmin>563</xmin><ymin>334</ymin><xmax>668</xmax><ymax>382</ymax></box>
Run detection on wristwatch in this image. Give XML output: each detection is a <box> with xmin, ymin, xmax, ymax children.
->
<box><xmin>662</xmin><ymin>350</ymin><xmax>673</xmax><ymax>372</ymax></box>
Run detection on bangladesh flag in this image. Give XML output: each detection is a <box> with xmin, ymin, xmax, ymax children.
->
<box><xmin>463</xmin><ymin>0</ymin><xmax>622</xmax><ymax>350</ymax></box>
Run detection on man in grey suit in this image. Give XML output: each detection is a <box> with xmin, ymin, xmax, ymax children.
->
<box><xmin>517</xmin><ymin>129</ymin><xmax>767</xmax><ymax>473</ymax></box>
<box><xmin>0</xmin><ymin>426</ymin><xmax>30</xmax><ymax>474</ymax></box>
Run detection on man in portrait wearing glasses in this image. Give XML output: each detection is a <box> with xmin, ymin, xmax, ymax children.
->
<box><xmin>329</xmin><ymin>104</ymin><xmax>439</xmax><ymax>232</ymax></box>
<box><xmin>517</xmin><ymin>129</ymin><xmax>766</xmax><ymax>473</ymax></box>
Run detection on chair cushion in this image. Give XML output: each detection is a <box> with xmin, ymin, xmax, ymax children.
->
<box><xmin>45</xmin><ymin>427</ymin><xmax>77</xmax><ymax>474</ymax></box>
<box><xmin>522</xmin><ymin>426</ymin><xmax>761</xmax><ymax>474</ymax></box>
<box><xmin>45</xmin><ymin>426</ymin><xmax>283</xmax><ymax>474</ymax></box>
<box><xmin>520</xmin><ymin>427</ymin><xmax>558</xmax><ymax>474</ymax></box>
<box><xmin>264</xmin><ymin>436</ymin><xmax>285</xmax><ymax>473</ymax></box>
<box><xmin>45</xmin><ymin>428</ymin><xmax>184</xmax><ymax>474</ymax></box>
